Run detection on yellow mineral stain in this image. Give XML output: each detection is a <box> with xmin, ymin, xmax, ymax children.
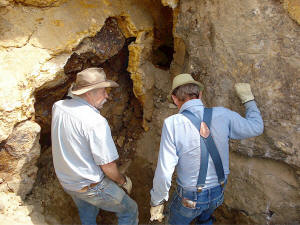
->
<box><xmin>131</xmin><ymin>72</ymin><xmax>145</xmax><ymax>102</ymax></box>
<box><xmin>117</xmin><ymin>14</ymin><xmax>138</xmax><ymax>38</ymax></box>
<box><xmin>142</xmin><ymin>119</ymin><xmax>150</xmax><ymax>131</ymax></box>
<box><xmin>284</xmin><ymin>0</ymin><xmax>300</xmax><ymax>24</ymax></box>
<box><xmin>103</xmin><ymin>0</ymin><xmax>111</xmax><ymax>6</ymax></box>
<box><xmin>161</xmin><ymin>0</ymin><xmax>179</xmax><ymax>8</ymax></box>
<box><xmin>128</xmin><ymin>44</ymin><xmax>142</xmax><ymax>74</ymax></box>
<box><xmin>15</xmin><ymin>0</ymin><xmax>68</xmax><ymax>7</ymax></box>
<box><xmin>35</xmin><ymin>18</ymin><xmax>44</xmax><ymax>22</ymax></box>
<box><xmin>53</xmin><ymin>20</ymin><xmax>64</xmax><ymax>27</ymax></box>
<box><xmin>79</xmin><ymin>0</ymin><xmax>97</xmax><ymax>9</ymax></box>
<box><xmin>172</xmin><ymin>6</ymin><xmax>180</xmax><ymax>34</ymax></box>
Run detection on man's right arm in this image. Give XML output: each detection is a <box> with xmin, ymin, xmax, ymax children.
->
<box><xmin>89</xmin><ymin>120</ymin><xmax>132</xmax><ymax>194</ymax></box>
<box><xmin>150</xmin><ymin>121</ymin><xmax>178</xmax><ymax>206</ymax></box>
<box><xmin>150</xmin><ymin>121</ymin><xmax>178</xmax><ymax>222</ymax></box>
<box><xmin>229</xmin><ymin>83</ymin><xmax>264</xmax><ymax>139</ymax></box>
<box><xmin>100</xmin><ymin>162</ymin><xmax>132</xmax><ymax>194</ymax></box>
<box><xmin>100</xmin><ymin>161</ymin><xmax>125</xmax><ymax>185</ymax></box>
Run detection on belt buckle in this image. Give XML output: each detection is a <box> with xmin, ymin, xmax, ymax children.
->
<box><xmin>197</xmin><ymin>186</ymin><xmax>203</xmax><ymax>192</ymax></box>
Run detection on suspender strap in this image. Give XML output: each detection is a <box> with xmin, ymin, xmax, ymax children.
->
<box><xmin>203</xmin><ymin>108</ymin><xmax>225</xmax><ymax>184</ymax></box>
<box><xmin>181</xmin><ymin>108</ymin><xmax>225</xmax><ymax>190</ymax></box>
<box><xmin>181</xmin><ymin>110</ymin><xmax>209</xmax><ymax>188</ymax></box>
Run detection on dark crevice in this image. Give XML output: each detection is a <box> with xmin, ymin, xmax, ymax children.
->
<box><xmin>151</xmin><ymin>1</ymin><xmax>174</xmax><ymax>69</ymax></box>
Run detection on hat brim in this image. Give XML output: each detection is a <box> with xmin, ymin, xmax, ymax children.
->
<box><xmin>167</xmin><ymin>81</ymin><xmax>204</xmax><ymax>102</ymax></box>
<box><xmin>71</xmin><ymin>80</ymin><xmax>119</xmax><ymax>95</ymax></box>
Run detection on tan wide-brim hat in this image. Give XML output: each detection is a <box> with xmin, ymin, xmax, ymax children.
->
<box><xmin>71</xmin><ymin>67</ymin><xmax>119</xmax><ymax>95</ymax></box>
<box><xmin>167</xmin><ymin>73</ymin><xmax>204</xmax><ymax>102</ymax></box>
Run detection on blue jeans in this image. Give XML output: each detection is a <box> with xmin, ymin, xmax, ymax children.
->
<box><xmin>166</xmin><ymin>184</ymin><xmax>225</xmax><ymax>225</ymax></box>
<box><xmin>65</xmin><ymin>177</ymin><xmax>138</xmax><ymax>225</ymax></box>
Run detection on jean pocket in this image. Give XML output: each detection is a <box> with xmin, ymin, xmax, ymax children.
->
<box><xmin>181</xmin><ymin>197</ymin><xmax>196</xmax><ymax>209</ymax></box>
<box><xmin>171</xmin><ymin>195</ymin><xmax>196</xmax><ymax>218</ymax></box>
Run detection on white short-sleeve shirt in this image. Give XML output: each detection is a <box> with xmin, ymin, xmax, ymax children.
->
<box><xmin>51</xmin><ymin>96</ymin><xmax>119</xmax><ymax>191</ymax></box>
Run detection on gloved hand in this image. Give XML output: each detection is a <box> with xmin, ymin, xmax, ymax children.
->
<box><xmin>120</xmin><ymin>176</ymin><xmax>132</xmax><ymax>195</ymax></box>
<box><xmin>234</xmin><ymin>83</ymin><xmax>254</xmax><ymax>103</ymax></box>
<box><xmin>150</xmin><ymin>204</ymin><xmax>164</xmax><ymax>222</ymax></box>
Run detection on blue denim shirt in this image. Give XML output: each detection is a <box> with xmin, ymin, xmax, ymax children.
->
<box><xmin>150</xmin><ymin>99</ymin><xmax>263</xmax><ymax>205</ymax></box>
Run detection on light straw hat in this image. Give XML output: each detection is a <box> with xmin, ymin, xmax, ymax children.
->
<box><xmin>71</xmin><ymin>67</ymin><xmax>119</xmax><ymax>95</ymax></box>
<box><xmin>167</xmin><ymin>73</ymin><xmax>204</xmax><ymax>102</ymax></box>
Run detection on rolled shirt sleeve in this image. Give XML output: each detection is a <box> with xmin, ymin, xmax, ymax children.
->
<box><xmin>88</xmin><ymin>119</ymin><xmax>119</xmax><ymax>165</ymax></box>
<box><xmin>229</xmin><ymin>100</ymin><xmax>264</xmax><ymax>139</ymax></box>
<box><xmin>150</xmin><ymin>121</ymin><xmax>179</xmax><ymax>206</ymax></box>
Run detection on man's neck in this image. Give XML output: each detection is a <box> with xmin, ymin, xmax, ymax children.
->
<box><xmin>78</xmin><ymin>94</ymin><xmax>92</xmax><ymax>106</ymax></box>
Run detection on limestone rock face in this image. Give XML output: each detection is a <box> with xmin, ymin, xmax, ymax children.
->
<box><xmin>14</xmin><ymin>0</ymin><xmax>67</xmax><ymax>7</ymax></box>
<box><xmin>284</xmin><ymin>0</ymin><xmax>300</xmax><ymax>24</ymax></box>
<box><xmin>0</xmin><ymin>120</ymin><xmax>40</xmax><ymax>199</ymax></box>
<box><xmin>226</xmin><ymin>152</ymin><xmax>299</xmax><ymax>224</ymax></box>
<box><xmin>173</xmin><ymin>0</ymin><xmax>300</xmax><ymax>223</ymax></box>
<box><xmin>0</xmin><ymin>0</ymin><xmax>155</xmax><ymax>142</ymax></box>
<box><xmin>0</xmin><ymin>192</ymin><xmax>46</xmax><ymax>225</ymax></box>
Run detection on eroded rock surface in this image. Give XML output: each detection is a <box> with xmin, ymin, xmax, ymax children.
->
<box><xmin>173</xmin><ymin>0</ymin><xmax>300</xmax><ymax>223</ymax></box>
<box><xmin>0</xmin><ymin>120</ymin><xmax>40</xmax><ymax>199</ymax></box>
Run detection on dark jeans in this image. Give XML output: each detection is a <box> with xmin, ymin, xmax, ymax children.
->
<box><xmin>166</xmin><ymin>183</ymin><xmax>225</xmax><ymax>225</ymax></box>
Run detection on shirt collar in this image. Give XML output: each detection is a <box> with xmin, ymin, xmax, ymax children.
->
<box><xmin>179</xmin><ymin>99</ymin><xmax>204</xmax><ymax>113</ymax></box>
<box><xmin>72</xmin><ymin>95</ymin><xmax>100</xmax><ymax>113</ymax></box>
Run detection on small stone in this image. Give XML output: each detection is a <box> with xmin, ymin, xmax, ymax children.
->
<box><xmin>0</xmin><ymin>198</ymin><xmax>6</xmax><ymax>212</ymax></box>
<box><xmin>168</xmin><ymin>103</ymin><xmax>177</xmax><ymax>109</ymax></box>
<box><xmin>117</xmin><ymin>136</ymin><xmax>125</xmax><ymax>147</ymax></box>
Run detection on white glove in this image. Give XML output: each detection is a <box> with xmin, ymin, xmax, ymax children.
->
<box><xmin>120</xmin><ymin>176</ymin><xmax>132</xmax><ymax>195</ymax></box>
<box><xmin>234</xmin><ymin>83</ymin><xmax>254</xmax><ymax>103</ymax></box>
<box><xmin>150</xmin><ymin>204</ymin><xmax>164</xmax><ymax>222</ymax></box>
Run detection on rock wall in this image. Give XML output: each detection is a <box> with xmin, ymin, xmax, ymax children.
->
<box><xmin>172</xmin><ymin>0</ymin><xmax>300</xmax><ymax>223</ymax></box>
<box><xmin>0</xmin><ymin>0</ymin><xmax>299</xmax><ymax>224</ymax></box>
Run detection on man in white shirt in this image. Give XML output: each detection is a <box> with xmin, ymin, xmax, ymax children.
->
<box><xmin>51</xmin><ymin>67</ymin><xmax>138</xmax><ymax>225</ymax></box>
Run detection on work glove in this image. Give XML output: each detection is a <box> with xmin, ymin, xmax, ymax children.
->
<box><xmin>234</xmin><ymin>83</ymin><xmax>254</xmax><ymax>103</ymax></box>
<box><xmin>150</xmin><ymin>204</ymin><xmax>164</xmax><ymax>222</ymax></box>
<box><xmin>120</xmin><ymin>175</ymin><xmax>132</xmax><ymax>195</ymax></box>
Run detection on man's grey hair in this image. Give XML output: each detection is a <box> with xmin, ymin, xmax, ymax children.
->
<box><xmin>172</xmin><ymin>83</ymin><xmax>201</xmax><ymax>101</ymax></box>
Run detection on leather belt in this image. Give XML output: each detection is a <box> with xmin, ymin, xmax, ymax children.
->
<box><xmin>77</xmin><ymin>182</ymin><xmax>99</xmax><ymax>193</ymax></box>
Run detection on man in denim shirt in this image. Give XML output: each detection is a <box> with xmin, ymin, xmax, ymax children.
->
<box><xmin>150</xmin><ymin>74</ymin><xmax>263</xmax><ymax>224</ymax></box>
<box><xmin>52</xmin><ymin>67</ymin><xmax>138</xmax><ymax>225</ymax></box>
